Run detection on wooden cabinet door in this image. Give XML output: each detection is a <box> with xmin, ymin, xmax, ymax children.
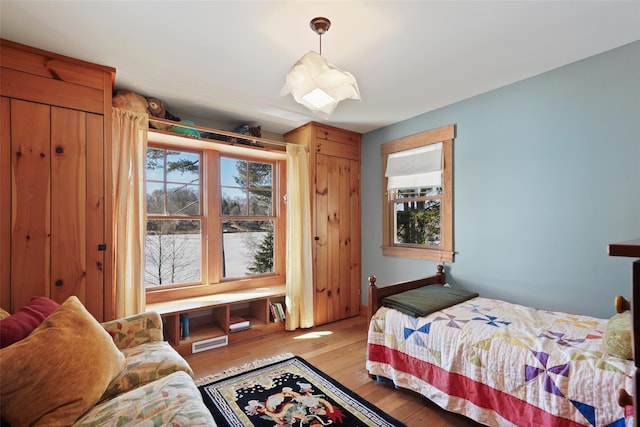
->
<box><xmin>9</xmin><ymin>99</ymin><xmax>51</xmax><ymax>311</ymax></box>
<box><xmin>0</xmin><ymin>97</ymin><xmax>11</xmax><ymax>308</ymax></box>
<box><xmin>314</xmin><ymin>153</ymin><xmax>360</xmax><ymax>325</ymax></box>
<box><xmin>6</xmin><ymin>99</ymin><xmax>104</xmax><ymax>318</ymax></box>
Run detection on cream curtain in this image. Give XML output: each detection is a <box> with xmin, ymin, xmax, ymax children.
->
<box><xmin>285</xmin><ymin>144</ymin><xmax>314</xmax><ymax>330</ymax></box>
<box><xmin>112</xmin><ymin>107</ymin><xmax>148</xmax><ymax>318</ymax></box>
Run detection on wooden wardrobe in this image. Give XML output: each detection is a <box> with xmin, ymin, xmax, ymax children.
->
<box><xmin>284</xmin><ymin>122</ymin><xmax>362</xmax><ymax>326</ymax></box>
<box><xmin>0</xmin><ymin>39</ymin><xmax>115</xmax><ymax>321</ymax></box>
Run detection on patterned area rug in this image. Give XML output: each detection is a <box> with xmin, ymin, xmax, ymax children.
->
<box><xmin>198</xmin><ymin>354</ymin><xmax>406</xmax><ymax>427</ymax></box>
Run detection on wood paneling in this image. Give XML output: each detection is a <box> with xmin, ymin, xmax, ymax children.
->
<box><xmin>284</xmin><ymin>122</ymin><xmax>362</xmax><ymax>326</ymax></box>
<box><xmin>50</xmin><ymin>107</ymin><xmax>87</xmax><ymax>304</ymax></box>
<box><xmin>314</xmin><ymin>153</ymin><xmax>330</xmax><ymax>326</ymax></box>
<box><xmin>0</xmin><ymin>40</ymin><xmax>114</xmax><ymax>90</ymax></box>
<box><xmin>1</xmin><ymin>39</ymin><xmax>113</xmax><ymax>319</ymax></box>
<box><xmin>0</xmin><ymin>68</ymin><xmax>105</xmax><ymax>114</ymax></box>
<box><xmin>10</xmin><ymin>100</ymin><xmax>51</xmax><ymax>311</ymax></box>
<box><xmin>0</xmin><ymin>97</ymin><xmax>11</xmax><ymax>309</ymax></box>
<box><xmin>348</xmin><ymin>158</ymin><xmax>361</xmax><ymax>318</ymax></box>
<box><xmin>86</xmin><ymin>113</ymin><xmax>105</xmax><ymax>320</ymax></box>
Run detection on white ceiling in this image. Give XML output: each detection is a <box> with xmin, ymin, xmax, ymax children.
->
<box><xmin>1</xmin><ymin>1</ymin><xmax>639</xmax><ymax>136</ymax></box>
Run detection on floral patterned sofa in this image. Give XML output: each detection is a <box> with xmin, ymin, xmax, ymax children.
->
<box><xmin>0</xmin><ymin>296</ymin><xmax>216</xmax><ymax>426</ymax></box>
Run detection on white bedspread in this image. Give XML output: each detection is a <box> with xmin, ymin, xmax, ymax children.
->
<box><xmin>366</xmin><ymin>297</ymin><xmax>634</xmax><ymax>427</ymax></box>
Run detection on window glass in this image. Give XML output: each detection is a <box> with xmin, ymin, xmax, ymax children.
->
<box><xmin>221</xmin><ymin>158</ymin><xmax>273</xmax><ymax>216</ymax></box>
<box><xmin>220</xmin><ymin>157</ymin><xmax>274</xmax><ymax>279</ymax></box>
<box><xmin>145</xmin><ymin>219</ymin><xmax>201</xmax><ymax>286</ymax></box>
<box><xmin>145</xmin><ymin>148</ymin><xmax>202</xmax><ymax>288</ymax></box>
<box><xmin>393</xmin><ymin>189</ymin><xmax>441</xmax><ymax>245</ymax></box>
<box><xmin>222</xmin><ymin>220</ymin><xmax>274</xmax><ymax>277</ymax></box>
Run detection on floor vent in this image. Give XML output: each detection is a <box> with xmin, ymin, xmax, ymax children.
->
<box><xmin>192</xmin><ymin>335</ymin><xmax>228</xmax><ymax>353</ymax></box>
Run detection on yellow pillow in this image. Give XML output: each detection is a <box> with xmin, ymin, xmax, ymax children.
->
<box><xmin>603</xmin><ymin>311</ymin><xmax>633</xmax><ymax>360</ymax></box>
<box><xmin>0</xmin><ymin>307</ymin><xmax>9</xmax><ymax>320</ymax></box>
<box><xmin>0</xmin><ymin>296</ymin><xmax>125</xmax><ymax>426</ymax></box>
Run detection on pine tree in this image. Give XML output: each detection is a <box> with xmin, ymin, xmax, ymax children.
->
<box><xmin>247</xmin><ymin>229</ymin><xmax>274</xmax><ymax>274</ymax></box>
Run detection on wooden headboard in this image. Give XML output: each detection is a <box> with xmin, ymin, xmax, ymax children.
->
<box><xmin>367</xmin><ymin>265</ymin><xmax>446</xmax><ymax>321</ymax></box>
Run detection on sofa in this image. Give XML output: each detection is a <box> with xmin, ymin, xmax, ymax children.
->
<box><xmin>0</xmin><ymin>296</ymin><xmax>216</xmax><ymax>426</ymax></box>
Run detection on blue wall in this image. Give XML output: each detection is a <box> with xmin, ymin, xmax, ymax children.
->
<box><xmin>361</xmin><ymin>41</ymin><xmax>640</xmax><ymax>319</ymax></box>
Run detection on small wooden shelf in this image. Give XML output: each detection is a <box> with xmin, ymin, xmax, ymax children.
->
<box><xmin>608</xmin><ymin>239</ymin><xmax>640</xmax><ymax>258</ymax></box>
<box><xmin>146</xmin><ymin>285</ymin><xmax>286</xmax><ymax>355</ymax></box>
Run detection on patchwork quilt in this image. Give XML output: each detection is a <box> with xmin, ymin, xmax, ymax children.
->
<box><xmin>366</xmin><ymin>297</ymin><xmax>634</xmax><ymax>427</ymax></box>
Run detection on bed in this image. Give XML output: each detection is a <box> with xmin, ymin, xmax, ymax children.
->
<box><xmin>365</xmin><ymin>266</ymin><xmax>635</xmax><ymax>427</ymax></box>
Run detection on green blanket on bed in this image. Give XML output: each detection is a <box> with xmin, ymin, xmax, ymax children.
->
<box><xmin>382</xmin><ymin>285</ymin><xmax>479</xmax><ymax>317</ymax></box>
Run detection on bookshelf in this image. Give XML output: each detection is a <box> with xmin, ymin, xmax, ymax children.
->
<box><xmin>146</xmin><ymin>285</ymin><xmax>286</xmax><ymax>355</ymax></box>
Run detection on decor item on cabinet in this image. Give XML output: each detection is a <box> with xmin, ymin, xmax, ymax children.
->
<box><xmin>366</xmin><ymin>269</ymin><xmax>635</xmax><ymax>426</ymax></box>
<box><xmin>146</xmin><ymin>96</ymin><xmax>181</xmax><ymax>131</ymax></box>
<box><xmin>281</xmin><ymin>17</ymin><xmax>360</xmax><ymax>117</ymax></box>
<box><xmin>112</xmin><ymin>89</ymin><xmax>148</xmax><ymax>114</ymax></box>
<box><xmin>201</xmin><ymin>123</ymin><xmax>262</xmax><ymax>147</ymax></box>
<box><xmin>232</xmin><ymin>124</ymin><xmax>262</xmax><ymax>146</ymax></box>
<box><xmin>172</xmin><ymin>119</ymin><xmax>201</xmax><ymax>138</ymax></box>
<box><xmin>232</xmin><ymin>123</ymin><xmax>262</xmax><ymax>138</ymax></box>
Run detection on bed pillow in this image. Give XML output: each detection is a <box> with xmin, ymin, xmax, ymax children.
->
<box><xmin>0</xmin><ymin>307</ymin><xmax>9</xmax><ymax>320</ymax></box>
<box><xmin>0</xmin><ymin>296</ymin><xmax>126</xmax><ymax>426</ymax></box>
<box><xmin>382</xmin><ymin>284</ymin><xmax>479</xmax><ymax>317</ymax></box>
<box><xmin>0</xmin><ymin>296</ymin><xmax>60</xmax><ymax>348</ymax></box>
<box><xmin>603</xmin><ymin>311</ymin><xmax>633</xmax><ymax>360</ymax></box>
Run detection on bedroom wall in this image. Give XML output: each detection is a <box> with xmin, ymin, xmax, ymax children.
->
<box><xmin>361</xmin><ymin>41</ymin><xmax>640</xmax><ymax>319</ymax></box>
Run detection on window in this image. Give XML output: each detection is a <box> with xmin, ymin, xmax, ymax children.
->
<box><xmin>381</xmin><ymin>124</ymin><xmax>454</xmax><ymax>261</ymax></box>
<box><xmin>220</xmin><ymin>157</ymin><xmax>275</xmax><ymax>278</ymax></box>
<box><xmin>144</xmin><ymin>136</ymin><xmax>286</xmax><ymax>300</ymax></box>
<box><xmin>145</xmin><ymin>148</ymin><xmax>202</xmax><ymax>286</ymax></box>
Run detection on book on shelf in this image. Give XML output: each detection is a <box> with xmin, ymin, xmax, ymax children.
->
<box><xmin>229</xmin><ymin>316</ymin><xmax>250</xmax><ymax>332</ymax></box>
<box><xmin>180</xmin><ymin>313</ymin><xmax>190</xmax><ymax>338</ymax></box>
<box><xmin>229</xmin><ymin>324</ymin><xmax>252</xmax><ymax>333</ymax></box>
<box><xmin>270</xmin><ymin>302</ymin><xmax>286</xmax><ymax>323</ymax></box>
<box><xmin>270</xmin><ymin>303</ymin><xmax>281</xmax><ymax>323</ymax></box>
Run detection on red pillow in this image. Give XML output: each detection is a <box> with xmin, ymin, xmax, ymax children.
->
<box><xmin>0</xmin><ymin>297</ymin><xmax>60</xmax><ymax>348</ymax></box>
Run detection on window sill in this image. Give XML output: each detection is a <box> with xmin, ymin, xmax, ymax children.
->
<box><xmin>382</xmin><ymin>245</ymin><xmax>453</xmax><ymax>262</ymax></box>
<box><xmin>145</xmin><ymin>275</ymin><xmax>286</xmax><ymax>304</ymax></box>
<box><xmin>145</xmin><ymin>284</ymin><xmax>286</xmax><ymax>317</ymax></box>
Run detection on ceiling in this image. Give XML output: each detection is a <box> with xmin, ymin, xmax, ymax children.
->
<box><xmin>1</xmin><ymin>1</ymin><xmax>639</xmax><ymax>136</ymax></box>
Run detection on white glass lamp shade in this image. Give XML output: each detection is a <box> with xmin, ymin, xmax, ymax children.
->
<box><xmin>281</xmin><ymin>51</ymin><xmax>360</xmax><ymax>117</ymax></box>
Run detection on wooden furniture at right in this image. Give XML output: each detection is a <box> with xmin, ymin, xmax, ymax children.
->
<box><xmin>284</xmin><ymin>122</ymin><xmax>362</xmax><ymax>326</ymax></box>
<box><xmin>0</xmin><ymin>39</ymin><xmax>115</xmax><ymax>321</ymax></box>
<box><xmin>608</xmin><ymin>238</ymin><xmax>640</xmax><ymax>420</ymax></box>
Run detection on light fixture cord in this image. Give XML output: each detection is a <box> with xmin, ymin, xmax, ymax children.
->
<box><xmin>319</xmin><ymin>33</ymin><xmax>323</xmax><ymax>55</ymax></box>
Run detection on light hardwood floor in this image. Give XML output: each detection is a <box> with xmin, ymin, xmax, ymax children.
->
<box><xmin>185</xmin><ymin>315</ymin><xmax>482</xmax><ymax>427</ymax></box>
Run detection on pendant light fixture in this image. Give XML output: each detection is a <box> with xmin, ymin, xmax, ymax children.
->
<box><xmin>280</xmin><ymin>17</ymin><xmax>360</xmax><ymax>117</ymax></box>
